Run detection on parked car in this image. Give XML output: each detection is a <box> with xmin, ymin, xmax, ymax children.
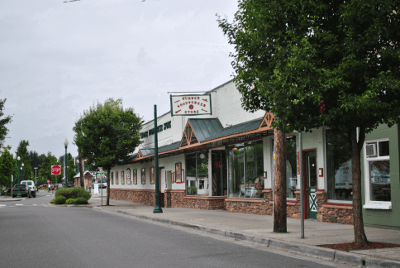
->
<box><xmin>20</xmin><ymin>180</ymin><xmax>36</xmax><ymax>198</ymax></box>
<box><xmin>11</xmin><ymin>184</ymin><xmax>31</xmax><ymax>198</ymax></box>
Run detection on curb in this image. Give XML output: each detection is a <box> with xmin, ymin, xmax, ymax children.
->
<box><xmin>97</xmin><ymin>207</ymin><xmax>400</xmax><ymax>268</ymax></box>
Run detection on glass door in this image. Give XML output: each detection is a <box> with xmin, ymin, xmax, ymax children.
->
<box><xmin>304</xmin><ymin>150</ymin><xmax>317</xmax><ymax>219</ymax></box>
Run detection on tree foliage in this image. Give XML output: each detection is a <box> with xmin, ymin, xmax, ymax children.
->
<box><xmin>218</xmin><ymin>0</ymin><xmax>400</xmax><ymax>244</ymax></box>
<box><xmin>0</xmin><ymin>98</ymin><xmax>12</xmax><ymax>148</ymax></box>
<box><xmin>38</xmin><ymin>152</ymin><xmax>60</xmax><ymax>184</ymax></box>
<box><xmin>0</xmin><ymin>146</ymin><xmax>18</xmax><ymax>187</ymax></box>
<box><xmin>73</xmin><ymin>98</ymin><xmax>142</xmax><ymax>205</ymax></box>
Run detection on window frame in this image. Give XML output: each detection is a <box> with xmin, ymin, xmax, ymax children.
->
<box><xmin>175</xmin><ymin>162</ymin><xmax>182</xmax><ymax>183</ymax></box>
<box><xmin>126</xmin><ymin>168</ymin><xmax>131</xmax><ymax>185</ymax></box>
<box><xmin>121</xmin><ymin>171</ymin><xmax>125</xmax><ymax>185</ymax></box>
<box><xmin>115</xmin><ymin>171</ymin><xmax>119</xmax><ymax>185</ymax></box>
<box><xmin>141</xmin><ymin>168</ymin><xmax>146</xmax><ymax>185</ymax></box>
<box><xmin>363</xmin><ymin>138</ymin><xmax>392</xmax><ymax>210</ymax></box>
<box><xmin>150</xmin><ymin>166</ymin><xmax>155</xmax><ymax>184</ymax></box>
<box><xmin>133</xmin><ymin>169</ymin><xmax>137</xmax><ymax>185</ymax></box>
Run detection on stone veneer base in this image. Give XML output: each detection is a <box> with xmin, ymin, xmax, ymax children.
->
<box><xmin>110</xmin><ymin>189</ymin><xmax>354</xmax><ymax>225</ymax></box>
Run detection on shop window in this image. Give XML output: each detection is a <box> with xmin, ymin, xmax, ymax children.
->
<box><xmin>175</xmin><ymin>163</ymin><xmax>182</xmax><ymax>183</ymax></box>
<box><xmin>271</xmin><ymin>136</ymin><xmax>298</xmax><ymax>199</ymax></box>
<box><xmin>133</xmin><ymin>169</ymin><xmax>137</xmax><ymax>185</ymax></box>
<box><xmin>186</xmin><ymin>151</ymin><xmax>208</xmax><ymax>196</ymax></box>
<box><xmin>111</xmin><ymin>172</ymin><xmax>114</xmax><ymax>185</ymax></box>
<box><xmin>326</xmin><ymin>130</ymin><xmax>352</xmax><ymax>201</ymax></box>
<box><xmin>364</xmin><ymin>139</ymin><xmax>391</xmax><ymax>208</ymax></box>
<box><xmin>228</xmin><ymin>140</ymin><xmax>264</xmax><ymax>198</ymax></box>
<box><xmin>150</xmin><ymin>167</ymin><xmax>155</xmax><ymax>184</ymax></box>
<box><xmin>115</xmin><ymin>171</ymin><xmax>119</xmax><ymax>185</ymax></box>
<box><xmin>126</xmin><ymin>168</ymin><xmax>131</xmax><ymax>185</ymax></box>
<box><xmin>141</xmin><ymin>168</ymin><xmax>146</xmax><ymax>184</ymax></box>
<box><xmin>121</xmin><ymin>171</ymin><xmax>125</xmax><ymax>185</ymax></box>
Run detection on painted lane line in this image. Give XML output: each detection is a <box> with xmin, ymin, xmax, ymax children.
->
<box><xmin>15</xmin><ymin>204</ymin><xmax>24</xmax><ymax>206</ymax></box>
<box><xmin>0</xmin><ymin>205</ymin><xmax>6</xmax><ymax>207</ymax></box>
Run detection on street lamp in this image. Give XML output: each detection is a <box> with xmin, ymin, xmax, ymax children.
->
<box><xmin>21</xmin><ymin>163</ymin><xmax>24</xmax><ymax>181</ymax></box>
<box><xmin>17</xmin><ymin>156</ymin><xmax>21</xmax><ymax>198</ymax></box>
<box><xmin>64</xmin><ymin>138</ymin><xmax>69</xmax><ymax>188</ymax></box>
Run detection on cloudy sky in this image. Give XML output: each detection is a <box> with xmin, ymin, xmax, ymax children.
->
<box><xmin>1</xmin><ymin>0</ymin><xmax>237</xmax><ymax>159</ymax></box>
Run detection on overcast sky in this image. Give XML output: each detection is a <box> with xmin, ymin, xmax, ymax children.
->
<box><xmin>1</xmin><ymin>0</ymin><xmax>237</xmax><ymax>159</ymax></box>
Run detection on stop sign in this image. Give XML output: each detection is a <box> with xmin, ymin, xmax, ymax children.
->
<box><xmin>51</xmin><ymin>165</ymin><xmax>62</xmax><ymax>175</ymax></box>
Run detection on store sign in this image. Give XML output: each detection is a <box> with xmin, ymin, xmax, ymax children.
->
<box><xmin>141</xmin><ymin>121</ymin><xmax>172</xmax><ymax>139</ymax></box>
<box><xmin>51</xmin><ymin>165</ymin><xmax>61</xmax><ymax>175</ymax></box>
<box><xmin>170</xmin><ymin>94</ymin><xmax>212</xmax><ymax>116</ymax></box>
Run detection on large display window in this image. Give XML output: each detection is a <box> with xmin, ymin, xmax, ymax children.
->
<box><xmin>271</xmin><ymin>136</ymin><xmax>297</xmax><ymax>199</ymax></box>
<box><xmin>228</xmin><ymin>140</ymin><xmax>264</xmax><ymax>198</ymax></box>
<box><xmin>326</xmin><ymin>130</ymin><xmax>352</xmax><ymax>201</ymax></box>
<box><xmin>186</xmin><ymin>151</ymin><xmax>208</xmax><ymax>196</ymax></box>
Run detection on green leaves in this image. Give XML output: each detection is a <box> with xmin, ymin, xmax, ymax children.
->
<box><xmin>218</xmin><ymin>0</ymin><xmax>400</xmax><ymax>134</ymax></box>
<box><xmin>73</xmin><ymin>98</ymin><xmax>142</xmax><ymax>171</ymax></box>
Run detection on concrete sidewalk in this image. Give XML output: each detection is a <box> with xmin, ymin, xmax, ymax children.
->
<box><xmin>88</xmin><ymin>196</ymin><xmax>400</xmax><ymax>268</ymax></box>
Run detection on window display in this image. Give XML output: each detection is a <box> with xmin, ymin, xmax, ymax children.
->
<box><xmin>228</xmin><ymin>140</ymin><xmax>264</xmax><ymax>198</ymax></box>
<box><xmin>141</xmin><ymin>168</ymin><xmax>146</xmax><ymax>184</ymax></box>
<box><xmin>186</xmin><ymin>151</ymin><xmax>208</xmax><ymax>196</ymax></box>
<box><xmin>126</xmin><ymin>168</ymin><xmax>131</xmax><ymax>185</ymax></box>
<box><xmin>326</xmin><ymin>130</ymin><xmax>352</xmax><ymax>201</ymax></box>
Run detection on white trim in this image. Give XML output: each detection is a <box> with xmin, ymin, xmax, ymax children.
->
<box><xmin>363</xmin><ymin>137</ymin><xmax>391</xmax><ymax>206</ymax></box>
<box><xmin>363</xmin><ymin>203</ymin><xmax>392</xmax><ymax>210</ymax></box>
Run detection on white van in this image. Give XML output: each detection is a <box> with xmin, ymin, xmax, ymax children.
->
<box><xmin>20</xmin><ymin>180</ymin><xmax>36</xmax><ymax>198</ymax></box>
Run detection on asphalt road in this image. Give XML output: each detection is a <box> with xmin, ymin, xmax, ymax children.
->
<box><xmin>0</xmin><ymin>193</ymin><xmax>351</xmax><ymax>268</ymax></box>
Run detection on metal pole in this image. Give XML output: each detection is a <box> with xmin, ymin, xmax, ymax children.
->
<box><xmin>300</xmin><ymin>132</ymin><xmax>304</xmax><ymax>238</ymax></box>
<box><xmin>153</xmin><ymin>104</ymin><xmax>163</xmax><ymax>213</ymax></box>
<box><xmin>65</xmin><ymin>145</ymin><xmax>68</xmax><ymax>188</ymax></box>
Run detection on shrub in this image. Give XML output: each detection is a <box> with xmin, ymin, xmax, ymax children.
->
<box><xmin>56</xmin><ymin>187</ymin><xmax>91</xmax><ymax>201</ymax></box>
<box><xmin>74</xmin><ymin>197</ymin><xmax>88</xmax><ymax>204</ymax></box>
<box><xmin>65</xmin><ymin>198</ymin><xmax>75</xmax><ymax>204</ymax></box>
<box><xmin>77</xmin><ymin>188</ymin><xmax>91</xmax><ymax>201</ymax></box>
<box><xmin>54</xmin><ymin>196</ymin><xmax>66</xmax><ymax>204</ymax></box>
<box><xmin>50</xmin><ymin>198</ymin><xmax>55</xmax><ymax>204</ymax></box>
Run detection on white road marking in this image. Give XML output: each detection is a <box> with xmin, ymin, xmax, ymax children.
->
<box><xmin>15</xmin><ymin>204</ymin><xmax>24</xmax><ymax>206</ymax></box>
<box><xmin>0</xmin><ymin>205</ymin><xmax>6</xmax><ymax>207</ymax></box>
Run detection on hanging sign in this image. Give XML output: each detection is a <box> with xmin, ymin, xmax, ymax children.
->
<box><xmin>170</xmin><ymin>94</ymin><xmax>212</xmax><ymax>116</ymax></box>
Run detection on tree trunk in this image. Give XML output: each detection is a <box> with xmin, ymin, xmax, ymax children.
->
<box><xmin>273</xmin><ymin>128</ymin><xmax>287</xmax><ymax>233</ymax></box>
<box><xmin>106</xmin><ymin>168</ymin><xmax>110</xmax><ymax>206</ymax></box>
<box><xmin>351</xmin><ymin>127</ymin><xmax>368</xmax><ymax>245</ymax></box>
<box><xmin>79</xmin><ymin>150</ymin><xmax>84</xmax><ymax>187</ymax></box>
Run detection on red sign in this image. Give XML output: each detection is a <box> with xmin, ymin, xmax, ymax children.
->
<box><xmin>51</xmin><ymin>165</ymin><xmax>62</xmax><ymax>175</ymax></box>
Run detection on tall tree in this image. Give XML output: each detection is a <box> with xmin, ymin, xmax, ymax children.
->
<box><xmin>0</xmin><ymin>146</ymin><xmax>18</xmax><ymax>187</ymax></box>
<box><xmin>0</xmin><ymin>98</ymin><xmax>12</xmax><ymax>149</ymax></box>
<box><xmin>15</xmin><ymin>140</ymin><xmax>33</xmax><ymax>181</ymax></box>
<box><xmin>218</xmin><ymin>0</ymin><xmax>400</xmax><ymax>244</ymax></box>
<box><xmin>73</xmin><ymin>98</ymin><xmax>142</xmax><ymax>205</ymax></box>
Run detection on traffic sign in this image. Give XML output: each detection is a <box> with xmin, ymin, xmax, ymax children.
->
<box><xmin>51</xmin><ymin>165</ymin><xmax>61</xmax><ymax>175</ymax></box>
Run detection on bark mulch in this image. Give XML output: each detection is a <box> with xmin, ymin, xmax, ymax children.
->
<box><xmin>318</xmin><ymin>241</ymin><xmax>400</xmax><ymax>251</ymax></box>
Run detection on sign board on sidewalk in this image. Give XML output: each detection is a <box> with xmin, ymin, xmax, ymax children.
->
<box><xmin>170</xmin><ymin>94</ymin><xmax>212</xmax><ymax>116</ymax></box>
<box><xmin>51</xmin><ymin>165</ymin><xmax>61</xmax><ymax>175</ymax></box>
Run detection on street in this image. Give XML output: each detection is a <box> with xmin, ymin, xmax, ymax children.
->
<box><xmin>0</xmin><ymin>192</ymin><xmax>352</xmax><ymax>268</ymax></box>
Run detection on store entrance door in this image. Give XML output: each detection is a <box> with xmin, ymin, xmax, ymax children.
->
<box><xmin>303</xmin><ymin>150</ymin><xmax>317</xmax><ymax>219</ymax></box>
<box><xmin>212</xmin><ymin>150</ymin><xmax>227</xmax><ymax>196</ymax></box>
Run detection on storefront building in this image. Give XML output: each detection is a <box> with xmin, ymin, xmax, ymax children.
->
<box><xmin>110</xmin><ymin>80</ymin><xmax>400</xmax><ymax>229</ymax></box>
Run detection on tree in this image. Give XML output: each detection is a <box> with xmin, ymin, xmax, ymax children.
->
<box><xmin>38</xmin><ymin>152</ymin><xmax>60</xmax><ymax>184</ymax></box>
<box><xmin>15</xmin><ymin>140</ymin><xmax>33</xmax><ymax>181</ymax></box>
<box><xmin>0</xmin><ymin>98</ymin><xmax>12</xmax><ymax>149</ymax></box>
<box><xmin>0</xmin><ymin>146</ymin><xmax>18</xmax><ymax>187</ymax></box>
<box><xmin>218</xmin><ymin>0</ymin><xmax>400</xmax><ymax>244</ymax></box>
<box><xmin>73</xmin><ymin>98</ymin><xmax>142</xmax><ymax>205</ymax></box>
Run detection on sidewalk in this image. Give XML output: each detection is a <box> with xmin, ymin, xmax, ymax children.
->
<box><xmin>88</xmin><ymin>195</ymin><xmax>400</xmax><ymax>268</ymax></box>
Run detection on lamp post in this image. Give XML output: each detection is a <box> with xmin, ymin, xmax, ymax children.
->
<box><xmin>17</xmin><ymin>156</ymin><xmax>21</xmax><ymax>198</ymax></box>
<box><xmin>21</xmin><ymin>163</ymin><xmax>24</xmax><ymax>181</ymax></box>
<box><xmin>64</xmin><ymin>138</ymin><xmax>69</xmax><ymax>188</ymax></box>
